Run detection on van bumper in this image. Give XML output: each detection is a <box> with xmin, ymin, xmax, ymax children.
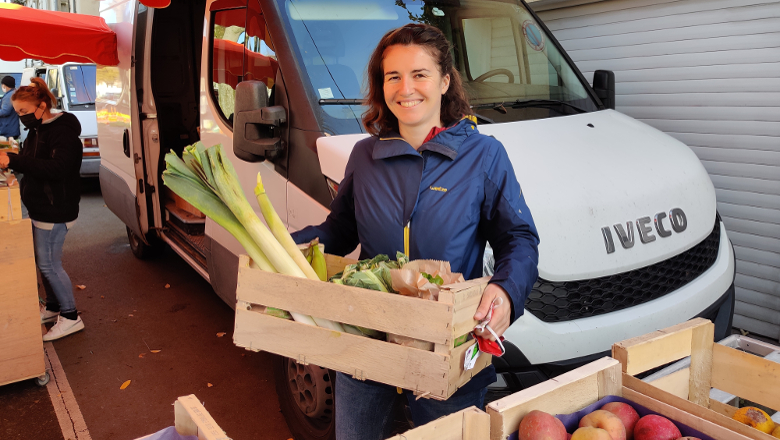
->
<box><xmin>80</xmin><ymin>156</ymin><xmax>101</xmax><ymax>177</ymax></box>
<box><xmin>492</xmin><ymin>221</ymin><xmax>736</xmax><ymax>393</ymax></box>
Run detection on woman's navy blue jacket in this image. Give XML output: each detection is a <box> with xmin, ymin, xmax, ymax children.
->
<box><xmin>294</xmin><ymin>117</ymin><xmax>540</xmax><ymax>392</ymax></box>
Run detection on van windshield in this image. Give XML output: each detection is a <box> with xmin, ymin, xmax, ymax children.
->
<box><xmin>63</xmin><ymin>64</ymin><xmax>96</xmax><ymax>106</ymax></box>
<box><xmin>284</xmin><ymin>0</ymin><xmax>599</xmax><ymax>123</ymax></box>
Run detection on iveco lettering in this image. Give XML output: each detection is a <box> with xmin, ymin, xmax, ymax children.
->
<box><xmin>601</xmin><ymin>208</ymin><xmax>688</xmax><ymax>254</ymax></box>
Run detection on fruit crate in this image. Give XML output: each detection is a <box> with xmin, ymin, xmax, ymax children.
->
<box><xmin>612</xmin><ymin>318</ymin><xmax>780</xmax><ymax>440</ymax></box>
<box><xmin>135</xmin><ymin>395</ymin><xmax>228</xmax><ymax>440</ymax></box>
<box><xmin>385</xmin><ymin>406</ymin><xmax>490</xmax><ymax>440</ymax></box>
<box><xmin>486</xmin><ymin>356</ymin><xmax>752</xmax><ymax>440</ymax></box>
<box><xmin>233</xmin><ymin>253</ymin><xmax>492</xmax><ymax>400</ymax></box>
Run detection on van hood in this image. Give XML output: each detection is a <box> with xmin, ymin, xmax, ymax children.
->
<box><xmin>69</xmin><ymin>110</ymin><xmax>97</xmax><ymax>138</ymax></box>
<box><xmin>316</xmin><ymin>110</ymin><xmax>717</xmax><ymax>281</ymax></box>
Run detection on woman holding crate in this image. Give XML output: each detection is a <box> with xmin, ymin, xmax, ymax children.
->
<box><xmin>293</xmin><ymin>23</ymin><xmax>540</xmax><ymax>440</ymax></box>
<box><xmin>0</xmin><ymin>77</ymin><xmax>84</xmax><ymax>341</ymax></box>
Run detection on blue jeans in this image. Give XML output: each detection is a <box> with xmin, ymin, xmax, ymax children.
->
<box><xmin>335</xmin><ymin>372</ymin><xmax>487</xmax><ymax>440</ymax></box>
<box><xmin>32</xmin><ymin>223</ymin><xmax>76</xmax><ymax>313</ymax></box>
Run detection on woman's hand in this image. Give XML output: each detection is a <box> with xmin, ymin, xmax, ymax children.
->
<box><xmin>473</xmin><ymin>284</ymin><xmax>512</xmax><ymax>341</ymax></box>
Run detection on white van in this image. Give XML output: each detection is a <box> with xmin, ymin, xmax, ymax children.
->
<box><xmin>97</xmin><ymin>1</ymin><xmax>735</xmax><ymax>438</ymax></box>
<box><xmin>21</xmin><ymin>63</ymin><xmax>100</xmax><ymax>177</ymax></box>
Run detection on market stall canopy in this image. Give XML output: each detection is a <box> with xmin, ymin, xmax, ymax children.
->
<box><xmin>139</xmin><ymin>0</ymin><xmax>171</xmax><ymax>8</ymax></box>
<box><xmin>0</xmin><ymin>3</ymin><xmax>118</xmax><ymax>66</ymax></box>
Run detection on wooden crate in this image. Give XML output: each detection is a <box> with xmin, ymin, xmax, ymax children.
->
<box><xmin>487</xmin><ymin>356</ymin><xmax>756</xmax><ymax>440</ymax></box>
<box><xmin>233</xmin><ymin>254</ymin><xmax>492</xmax><ymax>400</ymax></box>
<box><xmin>0</xmin><ymin>217</ymin><xmax>46</xmax><ymax>387</ymax></box>
<box><xmin>1</xmin><ymin>172</ymin><xmax>22</xmax><ymax>222</ymax></box>
<box><xmin>613</xmin><ymin>318</ymin><xmax>780</xmax><ymax>440</ymax></box>
<box><xmin>135</xmin><ymin>395</ymin><xmax>228</xmax><ymax>440</ymax></box>
<box><xmin>386</xmin><ymin>406</ymin><xmax>489</xmax><ymax>440</ymax></box>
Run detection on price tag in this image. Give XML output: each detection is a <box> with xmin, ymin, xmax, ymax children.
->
<box><xmin>464</xmin><ymin>343</ymin><xmax>480</xmax><ymax>370</ymax></box>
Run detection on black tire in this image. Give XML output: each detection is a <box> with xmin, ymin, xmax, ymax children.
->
<box><xmin>126</xmin><ymin>226</ymin><xmax>161</xmax><ymax>259</ymax></box>
<box><xmin>274</xmin><ymin>356</ymin><xmax>336</xmax><ymax>440</ymax></box>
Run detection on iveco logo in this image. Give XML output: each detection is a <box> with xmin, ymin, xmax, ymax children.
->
<box><xmin>601</xmin><ymin>208</ymin><xmax>687</xmax><ymax>254</ymax></box>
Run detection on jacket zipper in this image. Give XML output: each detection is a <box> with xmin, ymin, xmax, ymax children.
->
<box><xmin>404</xmin><ymin>221</ymin><xmax>410</xmax><ymax>256</ymax></box>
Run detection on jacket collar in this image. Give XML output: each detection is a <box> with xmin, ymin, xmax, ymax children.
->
<box><xmin>373</xmin><ymin>116</ymin><xmax>478</xmax><ymax>161</ymax></box>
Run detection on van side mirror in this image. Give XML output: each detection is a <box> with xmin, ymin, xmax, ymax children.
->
<box><xmin>592</xmin><ymin>70</ymin><xmax>615</xmax><ymax>110</ymax></box>
<box><xmin>233</xmin><ymin>80</ymin><xmax>286</xmax><ymax>163</ymax></box>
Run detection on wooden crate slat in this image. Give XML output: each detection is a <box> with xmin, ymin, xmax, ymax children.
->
<box><xmin>0</xmin><ymin>218</ymin><xmax>45</xmax><ymax>386</ymax></box>
<box><xmin>447</xmin><ymin>341</ymin><xmax>492</xmax><ymax>396</ymax></box>
<box><xmin>688</xmin><ymin>321</ymin><xmax>715</xmax><ymax>406</ymax></box>
<box><xmin>487</xmin><ymin>357</ymin><xmax>621</xmax><ymax>440</ymax></box>
<box><xmin>174</xmin><ymin>395</ymin><xmax>227</xmax><ymax>440</ymax></box>
<box><xmin>385</xmin><ymin>407</ymin><xmax>489</xmax><ymax>440</ymax></box>
<box><xmin>622</xmin><ymin>376</ymin><xmax>766</xmax><ymax>440</ymax></box>
<box><xmin>1</xmin><ymin>182</ymin><xmax>22</xmax><ymax>222</ymax></box>
<box><xmin>612</xmin><ymin>318</ymin><xmax>711</xmax><ymax>375</ymax></box>
<box><xmin>450</xmin><ymin>282</ymin><xmax>485</xmax><ymax>341</ymax></box>
<box><xmin>237</xmin><ymin>257</ymin><xmax>455</xmax><ymax>345</ymax></box>
<box><xmin>234</xmin><ymin>309</ymin><xmax>452</xmax><ymax>399</ymax></box>
<box><xmin>711</xmin><ymin>343</ymin><xmax>780</xmax><ymax>413</ymax></box>
<box><xmin>647</xmin><ymin>367</ymin><xmax>690</xmax><ymax>400</ymax></box>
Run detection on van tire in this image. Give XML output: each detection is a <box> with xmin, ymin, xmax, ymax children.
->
<box><xmin>126</xmin><ymin>226</ymin><xmax>161</xmax><ymax>259</ymax></box>
<box><xmin>274</xmin><ymin>355</ymin><xmax>336</xmax><ymax>440</ymax></box>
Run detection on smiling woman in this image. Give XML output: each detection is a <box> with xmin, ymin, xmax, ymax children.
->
<box><xmin>290</xmin><ymin>23</ymin><xmax>540</xmax><ymax>440</ymax></box>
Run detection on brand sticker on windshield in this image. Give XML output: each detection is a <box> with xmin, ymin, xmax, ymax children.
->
<box><xmin>318</xmin><ymin>88</ymin><xmax>334</xmax><ymax>99</ymax></box>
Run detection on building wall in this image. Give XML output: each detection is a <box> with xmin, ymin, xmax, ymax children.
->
<box><xmin>533</xmin><ymin>0</ymin><xmax>780</xmax><ymax>339</ymax></box>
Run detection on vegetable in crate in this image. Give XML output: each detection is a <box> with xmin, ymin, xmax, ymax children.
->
<box><xmin>162</xmin><ymin>143</ymin><xmax>344</xmax><ymax>331</ymax></box>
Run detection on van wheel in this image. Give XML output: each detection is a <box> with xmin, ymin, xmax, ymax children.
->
<box><xmin>274</xmin><ymin>356</ymin><xmax>335</xmax><ymax>440</ymax></box>
<box><xmin>126</xmin><ymin>226</ymin><xmax>161</xmax><ymax>259</ymax></box>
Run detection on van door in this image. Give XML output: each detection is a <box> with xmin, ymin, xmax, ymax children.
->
<box><xmin>199</xmin><ymin>0</ymin><xmax>290</xmax><ymax>303</ymax></box>
<box><xmin>96</xmin><ymin>0</ymin><xmax>152</xmax><ymax>245</ymax></box>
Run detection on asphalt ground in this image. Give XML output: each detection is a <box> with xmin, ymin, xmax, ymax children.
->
<box><xmin>0</xmin><ymin>179</ymin><xmax>292</xmax><ymax>440</ymax></box>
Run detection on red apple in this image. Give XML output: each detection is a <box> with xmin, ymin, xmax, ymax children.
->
<box><xmin>519</xmin><ymin>410</ymin><xmax>568</xmax><ymax>440</ymax></box>
<box><xmin>579</xmin><ymin>410</ymin><xmax>627</xmax><ymax>440</ymax></box>
<box><xmin>633</xmin><ymin>415</ymin><xmax>681</xmax><ymax>440</ymax></box>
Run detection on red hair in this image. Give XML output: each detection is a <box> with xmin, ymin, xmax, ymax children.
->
<box><xmin>12</xmin><ymin>77</ymin><xmax>57</xmax><ymax>110</ymax></box>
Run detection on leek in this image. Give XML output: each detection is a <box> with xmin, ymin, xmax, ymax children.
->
<box><xmin>255</xmin><ymin>174</ymin><xmax>320</xmax><ymax>280</ymax></box>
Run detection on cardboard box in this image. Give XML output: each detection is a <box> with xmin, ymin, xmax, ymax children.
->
<box><xmin>233</xmin><ymin>253</ymin><xmax>491</xmax><ymax>400</ymax></box>
<box><xmin>613</xmin><ymin>318</ymin><xmax>780</xmax><ymax>440</ymax></box>
<box><xmin>1</xmin><ymin>172</ymin><xmax>22</xmax><ymax>222</ymax></box>
<box><xmin>386</xmin><ymin>406</ymin><xmax>490</xmax><ymax>440</ymax></box>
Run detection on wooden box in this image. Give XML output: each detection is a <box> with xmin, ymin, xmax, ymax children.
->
<box><xmin>613</xmin><ymin>318</ymin><xmax>780</xmax><ymax>440</ymax></box>
<box><xmin>233</xmin><ymin>254</ymin><xmax>492</xmax><ymax>400</ymax></box>
<box><xmin>0</xmin><ymin>217</ymin><xmax>46</xmax><ymax>387</ymax></box>
<box><xmin>487</xmin><ymin>356</ymin><xmax>756</xmax><ymax>440</ymax></box>
<box><xmin>135</xmin><ymin>395</ymin><xmax>228</xmax><ymax>440</ymax></box>
<box><xmin>386</xmin><ymin>406</ymin><xmax>490</xmax><ymax>440</ymax></box>
<box><xmin>1</xmin><ymin>172</ymin><xmax>22</xmax><ymax>222</ymax></box>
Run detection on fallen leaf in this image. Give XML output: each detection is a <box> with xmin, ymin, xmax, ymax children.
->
<box><xmin>120</xmin><ymin>380</ymin><xmax>131</xmax><ymax>390</ymax></box>
<box><xmin>164</xmin><ymin>284</ymin><xmax>171</xmax><ymax>289</ymax></box>
<box><xmin>150</xmin><ymin>350</ymin><xmax>161</xmax><ymax>354</ymax></box>
<box><xmin>128</xmin><ymin>314</ymin><xmax>134</xmax><ymax>317</ymax></box>
<box><xmin>207</xmin><ymin>383</ymin><xmax>213</xmax><ymax>388</ymax></box>
<box><xmin>216</xmin><ymin>332</ymin><xmax>226</xmax><ymax>337</ymax></box>
<box><xmin>76</xmin><ymin>285</ymin><xmax>86</xmax><ymax>290</ymax></box>
<box><xmin>100</xmin><ymin>296</ymin><xmax>105</xmax><ymax>299</ymax></box>
<box><xmin>138</xmin><ymin>353</ymin><xmax>146</xmax><ymax>358</ymax></box>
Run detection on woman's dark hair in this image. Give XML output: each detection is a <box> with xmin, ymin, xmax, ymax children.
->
<box><xmin>12</xmin><ymin>77</ymin><xmax>57</xmax><ymax>111</ymax></box>
<box><xmin>362</xmin><ymin>23</ymin><xmax>471</xmax><ymax>136</ymax></box>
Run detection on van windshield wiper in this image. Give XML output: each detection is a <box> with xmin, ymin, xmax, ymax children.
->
<box><xmin>510</xmin><ymin>99</ymin><xmax>587</xmax><ymax>114</ymax></box>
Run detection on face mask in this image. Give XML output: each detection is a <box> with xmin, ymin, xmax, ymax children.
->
<box><xmin>20</xmin><ymin>106</ymin><xmax>43</xmax><ymax>130</ymax></box>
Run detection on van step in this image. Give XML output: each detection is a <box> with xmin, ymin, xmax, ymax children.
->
<box><xmin>165</xmin><ymin>201</ymin><xmax>206</xmax><ymax>224</ymax></box>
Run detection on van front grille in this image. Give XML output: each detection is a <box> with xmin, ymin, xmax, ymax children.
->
<box><xmin>525</xmin><ymin>217</ymin><xmax>722</xmax><ymax>323</ymax></box>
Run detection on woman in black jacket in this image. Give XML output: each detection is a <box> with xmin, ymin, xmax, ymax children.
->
<box><xmin>0</xmin><ymin>77</ymin><xmax>84</xmax><ymax>341</ymax></box>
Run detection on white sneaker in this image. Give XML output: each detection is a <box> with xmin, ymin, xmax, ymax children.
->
<box><xmin>43</xmin><ymin>316</ymin><xmax>84</xmax><ymax>341</ymax></box>
<box><xmin>41</xmin><ymin>309</ymin><xmax>60</xmax><ymax>324</ymax></box>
